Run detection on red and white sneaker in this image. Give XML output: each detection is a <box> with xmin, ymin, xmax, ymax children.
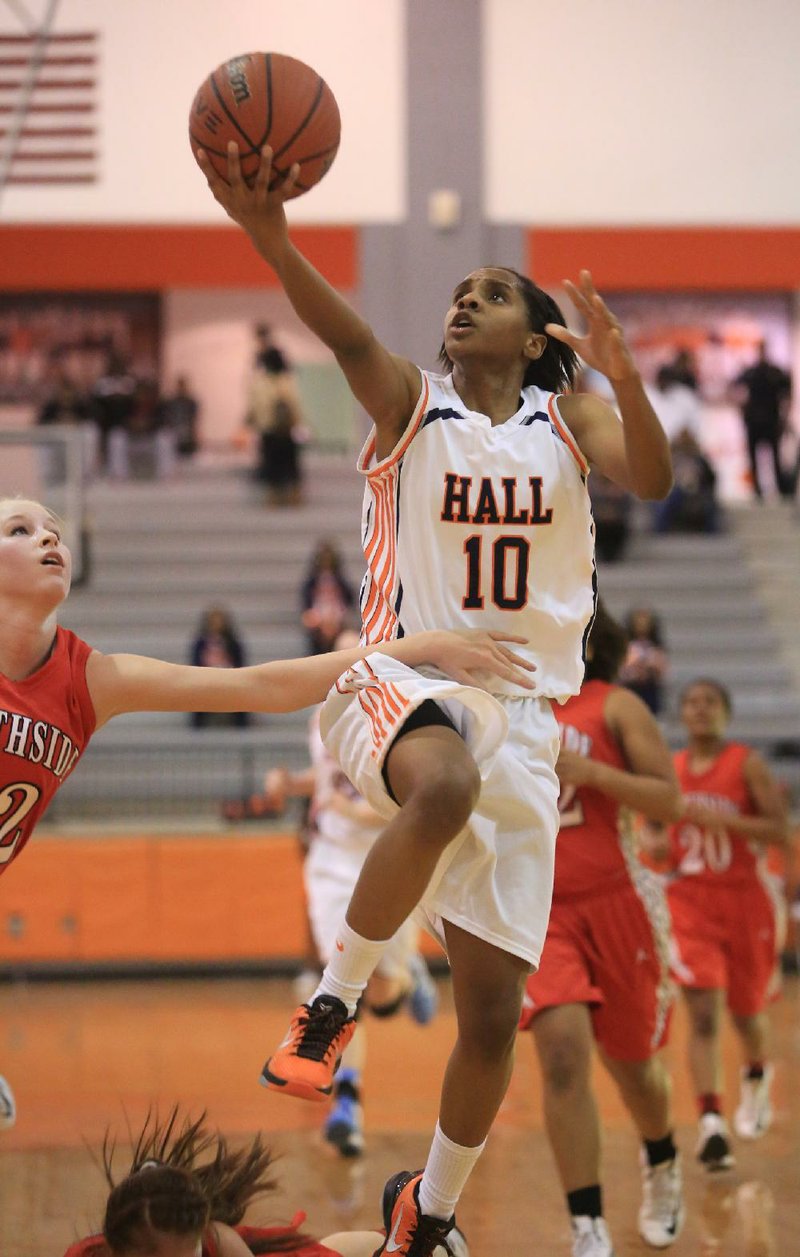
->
<box><xmin>695</xmin><ymin>1113</ymin><xmax>735</xmax><ymax>1172</ymax></box>
<box><xmin>372</xmin><ymin>1170</ymin><xmax>460</xmax><ymax>1257</ymax></box>
<box><xmin>734</xmin><ymin>1065</ymin><xmax>774</xmax><ymax>1140</ymax></box>
<box><xmin>260</xmin><ymin>995</ymin><xmax>356</xmax><ymax>1102</ymax></box>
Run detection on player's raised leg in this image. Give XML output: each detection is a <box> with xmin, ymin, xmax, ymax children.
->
<box><xmin>260</xmin><ymin>722</ymin><xmax>479</xmax><ymax>1101</ymax></box>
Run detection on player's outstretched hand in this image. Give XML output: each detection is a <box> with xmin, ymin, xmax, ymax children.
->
<box><xmin>196</xmin><ymin>142</ymin><xmax>298</xmax><ymax>263</ymax></box>
<box><xmin>545</xmin><ymin>269</ymin><xmax>637</xmax><ymax>384</ymax></box>
<box><xmin>424</xmin><ymin>629</ymin><xmax>536</xmax><ymax>689</ymax></box>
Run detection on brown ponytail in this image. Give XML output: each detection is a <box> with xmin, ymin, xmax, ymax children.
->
<box><xmin>100</xmin><ymin>1107</ymin><xmax>300</xmax><ymax>1255</ymax></box>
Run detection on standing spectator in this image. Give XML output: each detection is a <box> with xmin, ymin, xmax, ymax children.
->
<box><xmin>246</xmin><ymin>330</ymin><xmax>305</xmax><ymax>506</ymax></box>
<box><xmin>618</xmin><ymin>607</ymin><xmax>669</xmax><ymax>716</ymax></box>
<box><xmin>189</xmin><ymin>606</ymin><xmax>249</xmax><ymax>729</ymax></box>
<box><xmin>161</xmin><ymin>375</ymin><xmax>200</xmax><ymax>457</ymax></box>
<box><xmin>254</xmin><ymin>321</ymin><xmax>289</xmax><ymax>374</ymax></box>
<box><xmin>645</xmin><ymin>365</ymin><xmax>703</xmax><ymax>445</ymax></box>
<box><xmin>300</xmin><ymin>540</ymin><xmax>355</xmax><ymax>655</ymax></box>
<box><xmin>730</xmin><ymin>340</ymin><xmax>792</xmax><ymax>499</ymax></box>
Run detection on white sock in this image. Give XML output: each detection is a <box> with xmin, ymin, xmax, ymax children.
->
<box><xmin>418</xmin><ymin>1122</ymin><xmax>486</xmax><ymax>1220</ymax></box>
<box><xmin>312</xmin><ymin>919</ymin><xmax>392</xmax><ymax>1016</ymax></box>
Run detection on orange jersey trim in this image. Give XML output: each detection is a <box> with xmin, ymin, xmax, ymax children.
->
<box><xmin>358</xmin><ymin>373</ymin><xmax>431</xmax><ymax>479</ymax></box>
<box><xmin>548</xmin><ymin>395</ymin><xmax>590</xmax><ymax>476</ymax></box>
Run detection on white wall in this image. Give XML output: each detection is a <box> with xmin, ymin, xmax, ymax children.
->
<box><xmin>6</xmin><ymin>0</ymin><xmax>800</xmax><ymax>226</ymax></box>
<box><xmin>163</xmin><ymin>288</ymin><xmax>340</xmax><ymax>443</ymax></box>
<box><xmin>1</xmin><ymin>0</ymin><xmax>406</xmax><ymax>224</ymax></box>
<box><xmin>484</xmin><ymin>0</ymin><xmax>800</xmax><ymax>224</ymax></box>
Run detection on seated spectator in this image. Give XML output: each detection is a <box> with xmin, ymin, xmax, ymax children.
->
<box><xmin>91</xmin><ymin>351</ymin><xmax>137</xmax><ymax>469</ymax></box>
<box><xmin>107</xmin><ymin>380</ymin><xmax>175</xmax><ymax>480</ymax></box>
<box><xmin>618</xmin><ymin>607</ymin><xmax>669</xmax><ymax>715</ymax></box>
<box><xmin>669</xmin><ymin>348</ymin><xmax>700</xmax><ymax>393</ymax></box>
<box><xmin>189</xmin><ymin>606</ymin><xmax>249</xmax><ymax>728</ymax></box>
<box><xmin>160</xmin><ymin>374</ymin><xmax>200</xmax><ymax>457</ymax></box>
<box><xmin>645</xmin><ymin>364</ymin><xmax>703</xmax><ymax>445</ymax></box>
<box><xmin>300</xmin><ymin>540</ymin><xmax>355</xmax><ymax>655</ymax></box>
<box><xmin>654</xmin><ymin>430</ymin><xmax>720</xmax><ymax>534</ymax></box>
<box><xmin>589</xmin><ymin>470</ymin><xmax>632</xmax><ymax>563</ymax></box>
<box><xmin>37</xmin><ymin>371</ymin><xmax>99</xmax><ymax>484</ymax></box>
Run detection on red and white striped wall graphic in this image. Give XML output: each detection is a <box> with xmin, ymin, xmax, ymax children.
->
<box><xmin>0</xmin><ymin>30</ymin><xmax>98</xmax><ymax>185</ymax></box>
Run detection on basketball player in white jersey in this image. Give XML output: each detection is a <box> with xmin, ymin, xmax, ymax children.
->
<box><xmin>261</xmin><ymin>633</ymin><xmax>441</xmax><ymax>1161</ymax></box>
<box><xmin>199</xmin><ymin>143</ymin><xmax>673</xmax><ymax>1257</ymax></box>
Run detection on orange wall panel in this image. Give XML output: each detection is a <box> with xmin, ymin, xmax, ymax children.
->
<box><xmin>527</xmin><ymin>227</ymin><xmax>800</xmax><ymax>291</ymax></box>
<box><xmin>76</xmin><ymin>841</ymin><xmax>154</xmax><ymax>961</ymax></box>
<box><xmin>0</xmin><ymin>842</ymin><xmax>80</xmax><ymax>961</ymax></box>
<box><xmin>0</xmin><ymin>832</ymin><xmax>311</xmax><ymax>965</ymax></box>
<box><xmin>0</xmin><ymin>225</ymin><xmax>357</xmax><ymax>290</ymax></box>
<box><xmin>222</xmin><ymin>835</ymin><xmax>309</xmax><ymax>957</ymax></box>
<box><xmin>0</xmin><ymin>832</ymin><xmax>445</xmax><ymax>967</ymax></box>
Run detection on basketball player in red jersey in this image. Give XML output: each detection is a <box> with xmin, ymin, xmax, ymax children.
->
<box><xmin>198</xmin><ymin>142</ymin><xmax>672</xmax><ymax>1257</ymax></box>
<box><xmin>654</xmin><ymin>679</ymin><xmax>788</xmax><ymax>1172</ymax></box>
<box><xmin>0</xmin><ymin>495</ymin><xmax>533</xmax><ymax>1131</ymax></box>
<box><xmin>63</xmin><ymin>1106</ymin><xmax>469</xmax><ymax>1257</ymax></box>
<box><xmin>519</xmin><ymin>603</ymin><xmax>682</xmax><ymax>1256</ymax></box>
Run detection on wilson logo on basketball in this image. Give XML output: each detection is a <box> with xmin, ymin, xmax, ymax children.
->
<box><xmin>226</xmin><ymin>59</ymin><xmax>251</xmax><ymax>105</ymax></box>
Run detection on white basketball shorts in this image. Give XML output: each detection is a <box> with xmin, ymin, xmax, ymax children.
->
<box><xmin>320</xmin><ymin>654</ymin><xmax>560</xmax><ymax>969</ymax></box>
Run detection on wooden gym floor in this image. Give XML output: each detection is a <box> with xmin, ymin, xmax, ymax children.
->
<box><xmin>1</xmin><ymin>974</ymin><xmax>797</xmax><ymax>1256</ymax></box>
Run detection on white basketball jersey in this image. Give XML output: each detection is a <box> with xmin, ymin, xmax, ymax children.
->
<box><xmin>357</xmin><ymin>370</ymin><xmax>596</xmax><ymax>701</ymax></box>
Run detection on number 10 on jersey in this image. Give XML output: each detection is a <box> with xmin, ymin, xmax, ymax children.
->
<box><xmin>463</xmin><ymin>534</ymin><xmax>530</xmax><ymax>611</ymax></box>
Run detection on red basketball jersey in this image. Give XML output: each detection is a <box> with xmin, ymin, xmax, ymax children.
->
<box><xmin>63</xmin><ymin>1219</ymin><xmax>340</xmax><ymax>1257</ymax></box>
<box><xmin>0</xmin><ymin>626</ymin><xmax>95</xmax><ymax>876</ymax></box>
<box><xmin>553</xmin><ymin>679</ymin><xmax>632</xmax><ymax>898</ymax></box>
<box><xmin>208</xmin><ymin>1223</ymin><xmax>340</xmax><ymax>1257</ymax></box>
<box><xmin>669</xmin><ymin>743</ymin><xmax>760</xmax><ymax>886</ymax></box>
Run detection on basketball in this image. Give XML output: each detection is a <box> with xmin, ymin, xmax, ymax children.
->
<box><xmin>189</xmin><ymin>51</ymin><xmax>340</xmax><ymax>197</ymax></box>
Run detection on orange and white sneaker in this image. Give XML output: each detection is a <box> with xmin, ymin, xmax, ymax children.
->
<box><xmin>260</xmin><ymin>995</ymin><xmax>357</xmax><ymax>1102</ymax></box>
<box><xmin>372</xmin><ymin>1170</ymin><xmax>459</xmax><ymax>1257</ymax></box>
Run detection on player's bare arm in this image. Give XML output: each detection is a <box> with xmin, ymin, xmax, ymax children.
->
<box><xmin>198</xmin><ymin>142</ymin><xmax>419</xmax><ymax>440</ymax></box>
<box><xmin>85</xmin><ymin>628</ymin><xmax>535</xmax><ymax>725</ymax></box>
<box><xmin>556</xmin><ymin>687</ymin><xmax>680</xmax><ymax>822</ymax></box>
<box><xmin>211</xmin><ymin>1222</ymin><xmax>259</xmax><ymax>1257</ymax></box>
<box><xmin>321</xmin><ymin>1234</ymin><xmax>385</xmax><ymax>1257</ymax></box>
<box><xmin>548</xmin><ymin>271</ymin><xmax>673</xmax><ymax>500</ymax></box>
<box><xmin>682</xmin><ymin>750</ymin><xmax>789</xmax><ymax>847</ymax></box>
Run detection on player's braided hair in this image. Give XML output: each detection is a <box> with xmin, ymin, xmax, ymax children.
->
<box><xmin>100</xmin><ymin>1106</ymin><xmax>305</xmax><ymax>1254</ymax></box>
<box><xmin>437</xmin><ymin>267</ymin><xmax>579</xmax><ymax>394</ymax></box>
